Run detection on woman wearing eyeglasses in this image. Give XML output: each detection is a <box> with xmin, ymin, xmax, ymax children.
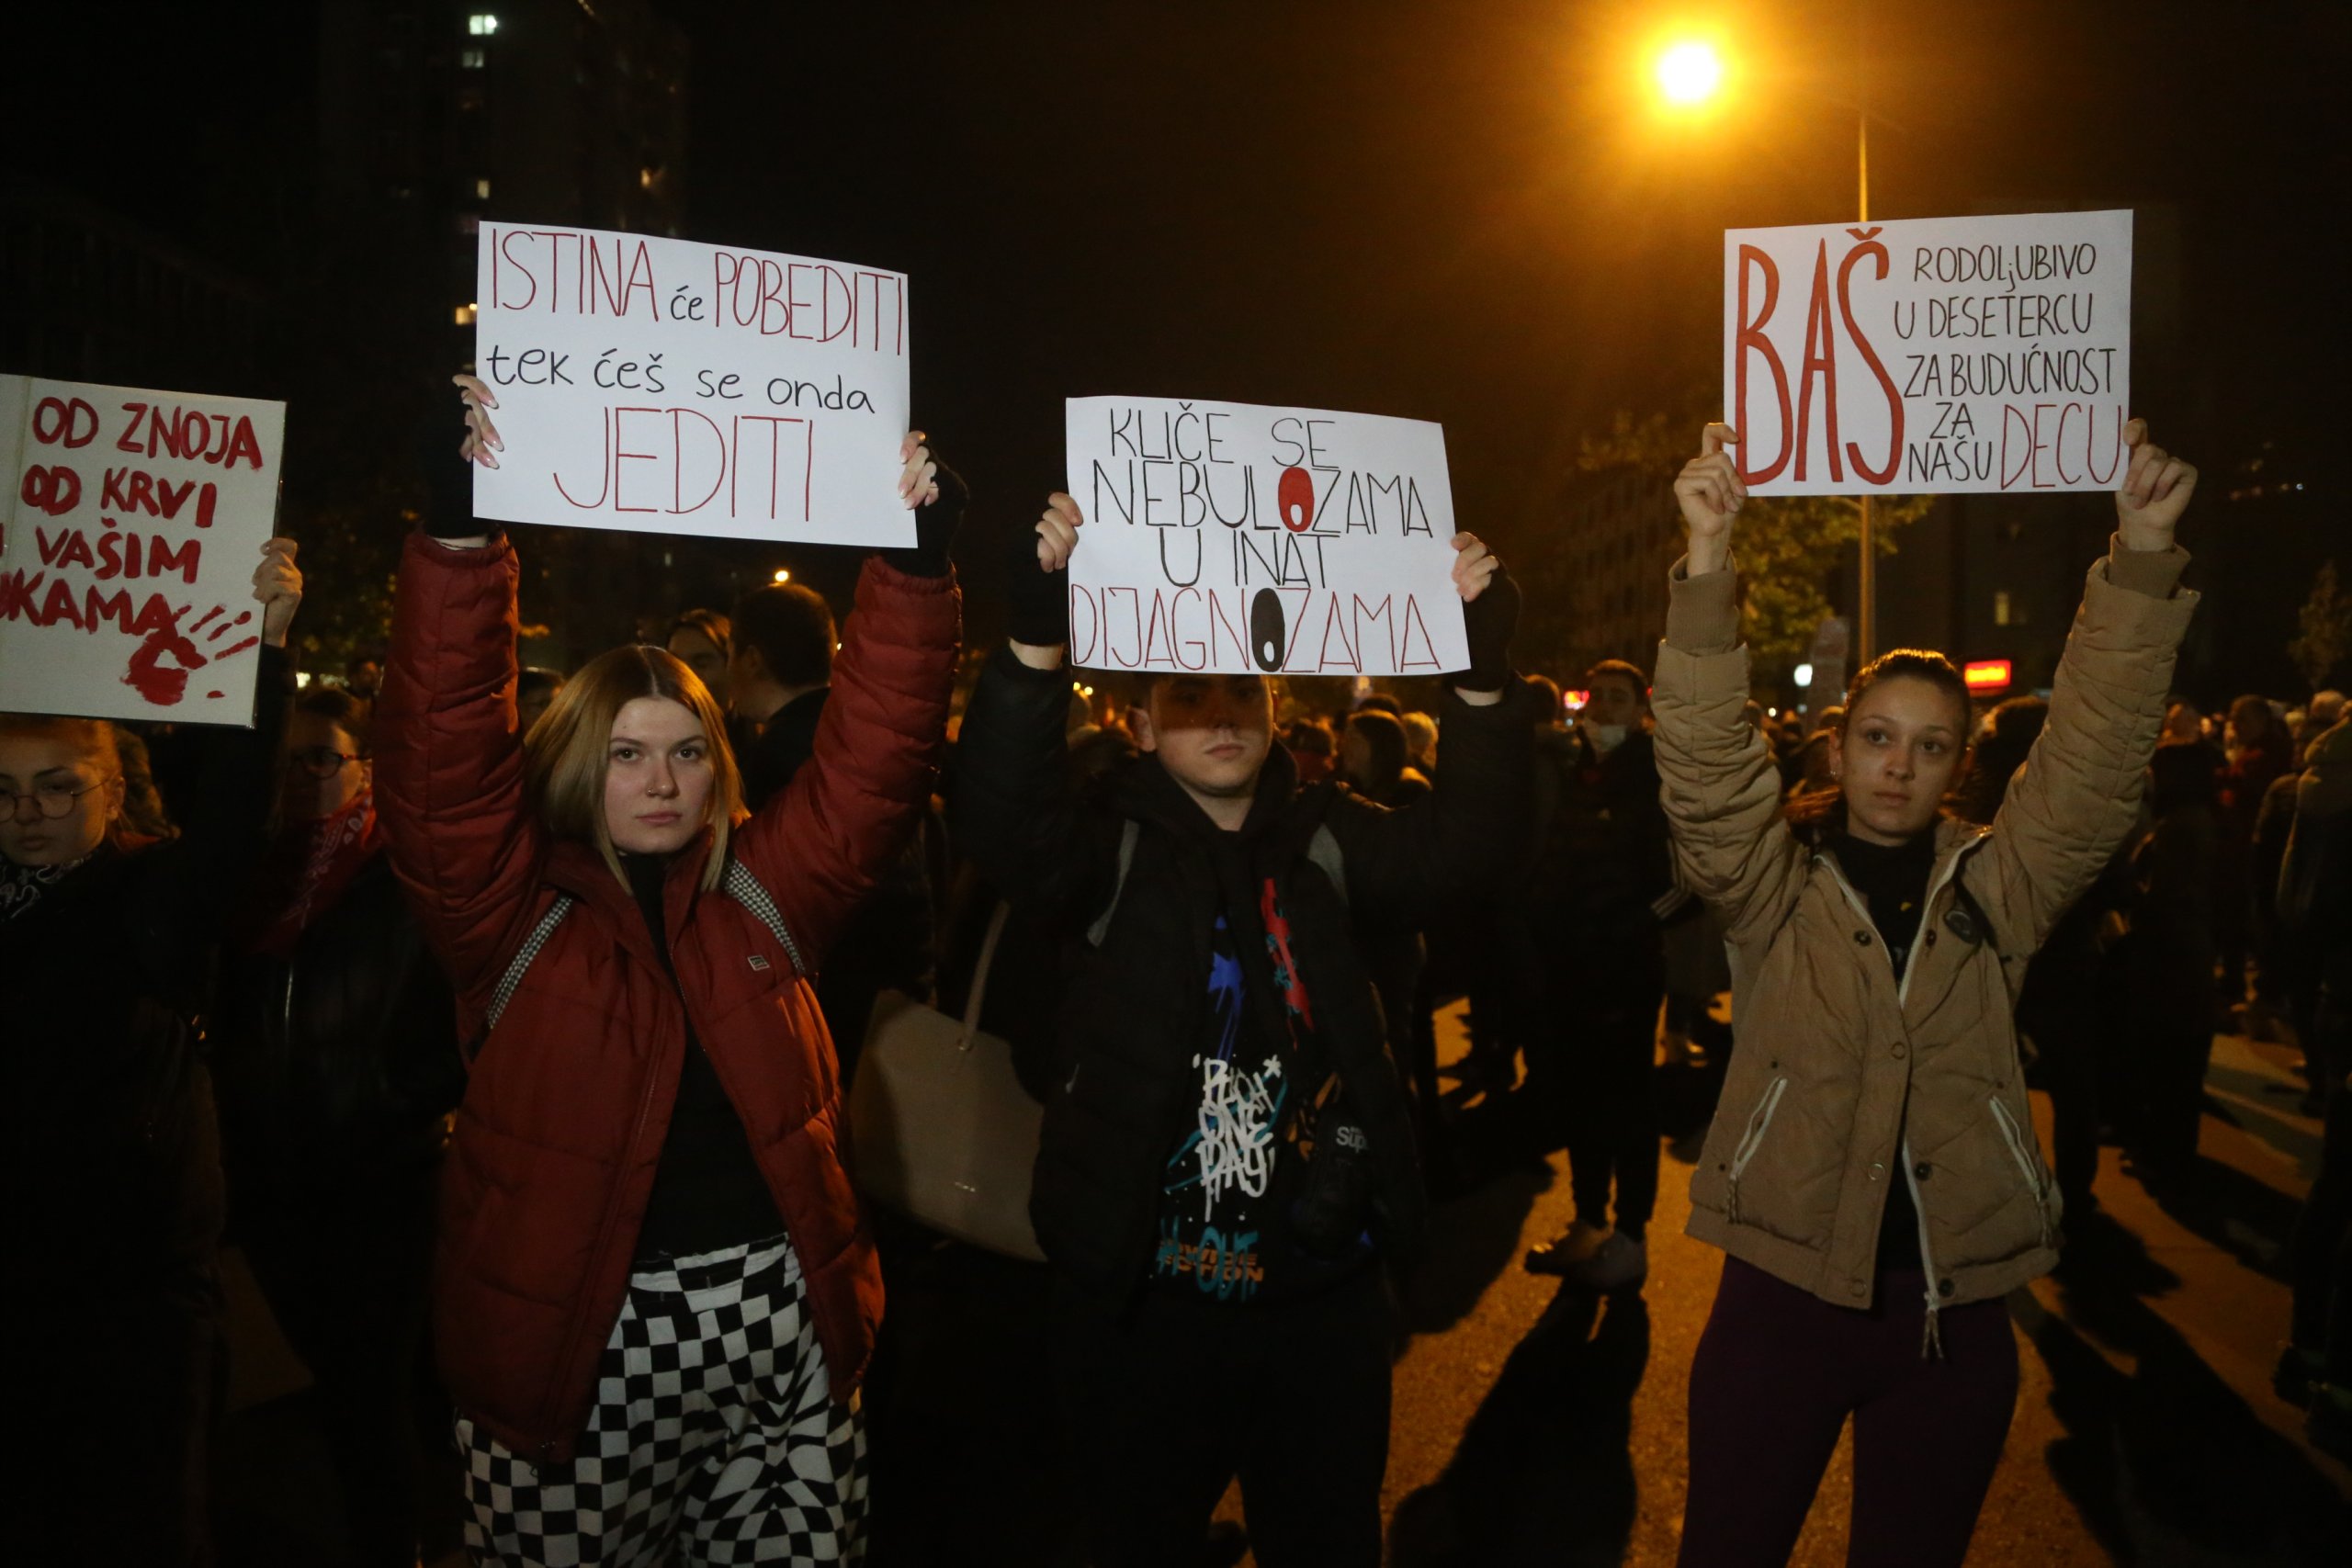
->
<box><xmin>210</xmin><ymin>685</ymin><xmax>465</xmax><ymax>1568</ymax></box>
<box><xmin>0</xmin><ymin>538</ymin><xmax>303</xmax><ymax>1567</ymax></box>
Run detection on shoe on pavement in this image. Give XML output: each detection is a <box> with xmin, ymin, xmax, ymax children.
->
<box><xmin>1525</xmin><ymin>1219</ymin><xmax>1612</xmax><ymax>1276</ymax></box>
<box><xmin>2273</xmin><ymin>1343</ymin><xmax>2324</xmax><ymax>1406</ymax></box>
<box><xmin>1566</xmin><ymin>1232</ymin><xmax>1648</xmax><ymax>1293</ymax></box>
<box><xmin>2308</xmin><ymin>1383</ymin><xmax>2352</xmax><ymax>1466</ymax></box>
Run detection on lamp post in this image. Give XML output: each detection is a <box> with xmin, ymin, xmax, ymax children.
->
<box><xmin>1649</xmin><ymin>29</ymin><xmax>1883</xmax><ymax>660</ymax></box>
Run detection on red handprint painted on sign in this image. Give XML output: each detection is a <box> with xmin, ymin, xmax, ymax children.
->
<box><xmin>121</xmin><ymin>602</ymin><xmax>259</xmax><ymax>706</ymax></box>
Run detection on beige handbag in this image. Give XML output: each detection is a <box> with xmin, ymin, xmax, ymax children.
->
<box><xmin>851</xmin><ymin>902</ymin><xmax>1046</xmax><ymax>1261</ymax></box>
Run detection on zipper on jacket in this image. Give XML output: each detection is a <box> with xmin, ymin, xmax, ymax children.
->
<box><xmin>1816</xmin><ymin>841</ymin><xmax>1974</xmax><ymax>1011</ymax></box>
<box><xmin>1724</xmin><ymin>1076</ymin><xmax>1788</xmax><ymax>1227</ymax></box>
<box><xmin>1819</xmin><ymin>843</ymin><xmax>1977</xmax><ymax>1358</ymax></box>
<box><xmin>1988</xmin><ymin>1095</ymin><xmax>2053</xmax><ymax>1248</ymax></box>
<box><xmin>1899</xmin><ymin>1131</ymin><xmax>1946</xmax><ymax>1359</ymax></box>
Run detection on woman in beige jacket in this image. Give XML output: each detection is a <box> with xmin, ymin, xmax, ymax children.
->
<box><xmin>1657</xmin><ymin>420</ymin><xmax>2199</xmax><ymax>1568</ymax></box>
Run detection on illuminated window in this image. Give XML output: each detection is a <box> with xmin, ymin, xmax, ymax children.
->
<box><xmin>475</xmin><ymin>178</ymin><xmax>492</xmax><ymax>199</ymax></box>
<box><xmin>1993</xmin><ymin>590</ymin><xmax>2013</xmax><ymax>626</ymax></box>
<box><xmin>454</xmin><ymin>302</ymin><xmax>478</xmax><ymax>326</ymax></box>
<box><xmin>460</xmin><ymin>47</ymin><xmax>484</xmax><ymax>68</ymax></box>
<box><xmin>467</xmin><ymin>14</ymin><xmax>499</xmax><ymax>35</ymax></box>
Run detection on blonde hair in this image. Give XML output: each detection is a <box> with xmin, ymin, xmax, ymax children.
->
<box><xmin>523</xmin><ymin>646</ymin><xmax>747</xmax><ymax>891</ymax></box>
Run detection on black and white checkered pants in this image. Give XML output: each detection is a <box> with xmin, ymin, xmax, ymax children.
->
<box><xmin>457</xmin><ymin>1234</ymin><xmax>867</xmax><ymax>1565</ymax></box>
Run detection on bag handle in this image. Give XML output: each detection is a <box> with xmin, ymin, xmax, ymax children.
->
<box><xmin>957</xmin><ymin>899</ymin><xmax>1013</xmax><ymax>1052</ymax></box>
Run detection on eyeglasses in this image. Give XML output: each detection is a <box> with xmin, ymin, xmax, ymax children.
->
<box><xmin>287</xmin><ymin>747</ymin><xmax>364</xmax><ymax>780</ymax></box>
<box><xmin>2</xmin><ymin>776</ymin><xmax>116</xmax><ymax>822</ymax></box>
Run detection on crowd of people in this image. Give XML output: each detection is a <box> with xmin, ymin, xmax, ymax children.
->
<box><xmin>5</xmin><ymin>387</ymin><xmax>2347</xmax><ymax>1568</ymax></box>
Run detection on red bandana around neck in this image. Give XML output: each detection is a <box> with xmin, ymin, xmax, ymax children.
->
<box><xmin>238</xmin><ymin>788</ymin><xmax>382</xmax><ymax>957</ymax></box>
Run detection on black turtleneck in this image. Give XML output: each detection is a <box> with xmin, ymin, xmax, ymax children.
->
<box><xmin>1831</xmin><ymin>829</ymin><xmax>1939</xmax><ymax>1276</ymax></box>
<box><xmin>623</xmin><ymin>853</ymin><xmax>786</xmax><ymax>1262</ymax></box>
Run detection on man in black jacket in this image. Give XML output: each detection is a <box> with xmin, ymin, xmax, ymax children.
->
<box><xmin>950</xmin><ymin>491</ymin><xmax>1530</xmax><ymax>1568</ymax></box>
<box><xmin>1521</xmin><ymin>658</ymin><xmax>1683</xmax><ymax>1293</ymax></box>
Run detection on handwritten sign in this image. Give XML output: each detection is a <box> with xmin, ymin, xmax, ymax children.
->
<box><xmin>0</xmin><ymin>376</ymin><xmax>283</xmax><ymax>726</ymax></box>
<box><xmin>1063</xmin><ymin>397</ymin><xmax>1467</xmax><ymax>676</ymax></box>
<box><xmin>472</xmin><ymin>224</ymin><xmax>913</xmax><ymax>546</ymax></box>
<box><xmin>1723</xmin><ymin>209</ymin><xmax>2132</xmax><ymax>495</ymax></box>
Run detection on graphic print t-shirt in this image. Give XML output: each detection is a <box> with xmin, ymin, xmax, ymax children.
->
<box><xmin>1151</xmin><ymin>877</ymin><xmax>1373</xmax><ymax>1303</ymax></box>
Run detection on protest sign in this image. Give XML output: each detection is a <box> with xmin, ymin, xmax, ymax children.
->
<box><xmin>472</xmin><ymin>224</ymin><xmax>913</xmax><ymax>547</ymax></box>
<box><xmin>1063</xmin><ymin>396</ymin><xmax>1467</xmax><ymax>676</ymax></box>
<box><xmin>0</xmin><ymin>376</ymin><xmax>284</xmax><ymax>727</ymax></box>
<box><xmin>1723</xmin><ymin>209</ymin><xmax>2132</xmax><ymax>495</ymax></box>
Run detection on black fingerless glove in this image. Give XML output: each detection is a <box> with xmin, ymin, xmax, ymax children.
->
<box><xmin>880</xmin><ymin>451</ymin><xmax>968</xmax><ymax>579</ymax></box>
<box><xmin>1450</xmin><ymin>560</ymin><xmax>1521</xmax><ymax>694</ymax></box>
<box><xmin>1003</xmin><ymin>517</ymin><xmax>1070</xmax><ymax>648</ymax></box>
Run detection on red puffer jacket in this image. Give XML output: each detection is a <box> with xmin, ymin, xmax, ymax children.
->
<box><xmin>375</xmin><ymin>532</ymin><xmax>959</xmax><ymax>1462</ymax></box>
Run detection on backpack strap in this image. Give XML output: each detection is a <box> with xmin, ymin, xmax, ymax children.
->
<box><xmin>724</xmin><ymin>859</ymin><xmax>808</xmax><ymax>976</ymax></box>
<box><xmin>483</xmin><ymin>894</ymin><xmax>575</xmax><ymax>1041</ymax></box>
<box><xmin>1306</xmin><ymin>822</ymin><xmax>1347</xmax><ymax>911</ymax></box>
<box><xmin>1085</xmin><ymin>819</ymin><xmax>1143</xmax><ymax>949</ymax></box>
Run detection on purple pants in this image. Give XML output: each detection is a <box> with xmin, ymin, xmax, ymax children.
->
<box><xmin>1678</xmin><ymin>1258</ymin><xmax>2019</xmax><ymax>1568</ymax></box>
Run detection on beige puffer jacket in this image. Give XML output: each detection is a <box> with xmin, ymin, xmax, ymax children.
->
<box><xmin>1653</xmin><ymin>540</ymin><xmax>2196</xmax><ymax>1328</ymax></box>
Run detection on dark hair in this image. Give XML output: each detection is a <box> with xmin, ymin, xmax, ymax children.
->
<box><xmin>1951</xmin><ymin>695</ymin><xmax>2047</xmax><ymax>825</ymax></box>
<box><xmin>731</xmin><ymin>582</ymin><xmax>835</xmax><ymax>690</ymax></box>
<box><xmin>1523</xmin><ymin>674</ymin><xmax>1563</xmax><ymax>720</ymax></box>
<box><xmin>296</xmin><ymin>687</ymin><xmax>373</xmax><ymax>755</ymax></box>
<box><xmin>1283</xmin><ymin>717</ymin><xmax>1335</xmax><ymax>757</ymax></box>
<box><xmin>1584</xmin><ymin>658</ymin><xmax>1649</xmax><ymax>698</ymax></box>
<box><xmin>1353</xmin><ymin>693</ymin><xmax>1403</xmax><ymax>716</ymax></box>
<box><xmin>1841</xmin><ymin>649</ymin><xmax>1971</xmax><ymax>731</ymax></box>
<box><xmin>2149</xmin><ymin>737</ymin><xmax>2219</xmax><ymax>817</ymax></box>
<box><xmin>517</xmin><ymin>667</ymin><xmax>566</xmax><ymax>704</ymax></box>
<box><xmin>1346</xmin><ymin>709</ymin><xmax>1408</xmax><ymax>791</ymax></box>
<box><xmin>665</xmin><ymin>608</ymin><xmax>732</xmax><ymax>661</ymax></box>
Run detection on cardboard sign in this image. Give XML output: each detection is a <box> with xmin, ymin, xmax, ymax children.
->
<box><xmin>1063</xmin><ymin>397</ymin><xmax>1467</xmax><ymax>676</ymax></box>
<box><xmin>1724</xmin><ymin>209</ymin><xmax>2132</xmax><ymax>495</ymax></box>
<box><xmin>472</xmin><ymin>224</ymin><xmax>913</xmax><ymax>546</ymax></box>
<box><xmin>0</xmin><ymin>376</ymin><xmax>284</xmax><ymax>727</ymax></box>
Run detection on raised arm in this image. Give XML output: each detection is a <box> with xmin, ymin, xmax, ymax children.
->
<box><xmin>148</xmin><ymin>539</ymin><xmax>302</xmax><ymax>947</ymax></box>
<box><xmin>1649</xmin><ymin>424</ymin><xmax>1806</xmax><ymax>947</ymax></box>
<box><xmin>945</xmin><ymin>492</ymin><xmax>1113</xmax><ymax>917</ymax></box>
<box><xmin>1966</xmin><ymin>420</ymin><xmax>2199</xmax><ymax>955</ymax></box>
<box><xmin>1322</xmin><ymin>536</ymin><xmax>1530</xmax><ymax>920</ymax></box>
<box><xmin>370</xmin><ymin>373</ymin><xmax>546</xmax><ymax>1020</ymax></box>
<box><xmin>374</xmin><ymin>529</ymin><xmax>544</xmax><ymax>1014</ymax></box>
<box><xmin>729</xmin><ymin>434</ymin><xmax>963</xmax><ymax>971</ymax></box>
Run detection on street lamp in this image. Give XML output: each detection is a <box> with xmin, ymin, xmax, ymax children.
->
<box><xmin>1654</xmin><ymin>40</ymin><xmax>1724</xmax><ymax>106</ymax></box>
<box><xmin>1644</xmin><ymin>27</ymin><xmax>1885</xmax><ymax>660</ymax></box>
<box><xmin>772</xmin><ymin>569</ymin><xmax>791</xmax><ymax>584</ymax></box>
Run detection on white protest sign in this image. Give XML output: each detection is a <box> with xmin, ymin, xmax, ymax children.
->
<box><xmin>0</xmin><ymin>376</ymin><xmax>283</xmax><ymax>726</ymax></box>
<box><xmin>1723</xmin><ymin>209</ymin><xmax>2132</xmax><ymax>495</ymax></box>
<box><xmin>1063</xmin><ymin>397</ymin><xmax>1467</xmax><ymax>677</ymax></box>
<box><xmin>473</xmin><ymin>224</ymin><xmax>913</xmax><ymax>546</ymax></box>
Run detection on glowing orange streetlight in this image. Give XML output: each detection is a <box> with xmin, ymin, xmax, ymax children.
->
<box><xmin>1654</xmin><ymin>39</ymin><xmax>1724</xmax><ymax>107</ymax></box>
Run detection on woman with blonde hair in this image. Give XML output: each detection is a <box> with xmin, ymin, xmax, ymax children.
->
<box><xmin>374</xmin><ymin>376</ymin><xmax>961</xmax><ymax>1565</ymax></box>
<box><xmin>4</xmin><ymin>539</ymin><xmax>304</xmax><ymax>1565</ymax></box>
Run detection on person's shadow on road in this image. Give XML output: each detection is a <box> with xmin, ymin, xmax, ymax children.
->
<box><xmin>2019</xmin><ymin>1209</ymin><xmax>2352</xmax><ymax>1566</ymax></box>
<box><xmin>1388</xmin><ymin>1282</ymin><xmax>1649</xmax><ymax>1567</ymax></box>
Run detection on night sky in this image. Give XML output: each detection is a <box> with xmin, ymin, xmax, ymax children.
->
<box><xmin>10</xmin><ymin>0</ymin><xmax>2346</xmax><ymax>592</ymax></box>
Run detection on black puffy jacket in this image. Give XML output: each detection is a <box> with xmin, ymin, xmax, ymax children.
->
<box><xmin>950</xmin><ymin>647</ymin><xmax>1533</xmax><ymax>1306</ymax></box>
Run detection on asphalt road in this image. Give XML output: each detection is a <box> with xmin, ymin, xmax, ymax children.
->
<box><xmin>217</xmin><ymin>1008</ymin><xmax>2351</xmax><ymax>1566</ymax></box>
